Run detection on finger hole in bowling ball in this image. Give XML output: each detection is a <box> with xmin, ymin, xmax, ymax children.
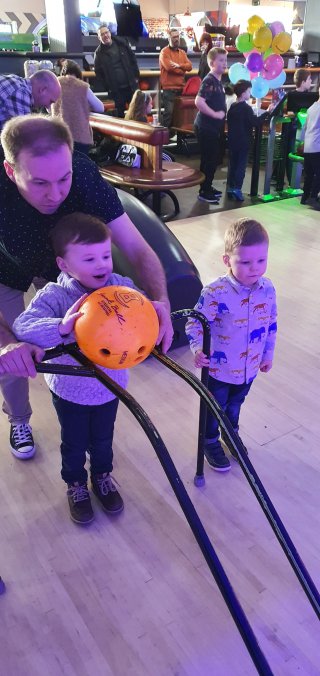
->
<box><xmin>138</xmin><ymin>346</ymin><xmax>146</xmax><ymax>354</ymax></box>
<box><xmin>100</xmin><ymin>348</ymin><xmax>111</xmax><ymax>355</ymax></box>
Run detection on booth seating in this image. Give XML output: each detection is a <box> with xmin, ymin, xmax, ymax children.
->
<box><xmin>170</xmin><ymin>78</ymin><xmax>200</xmax><ymax>156</ymax></box>
<box><xmin>89</xmin><ymin>114</ymin><xmax>204</xmax><ymax>220</ymax></box>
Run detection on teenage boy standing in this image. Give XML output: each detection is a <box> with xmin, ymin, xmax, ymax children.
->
<box><xmin>194</xmin><ymin>48</ymin><xmax>227</xmax><ymax>204</ymax></box>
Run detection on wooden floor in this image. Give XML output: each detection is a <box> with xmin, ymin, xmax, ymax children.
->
<box><xmin>1</xmin><ymin>198</ymin><xmax>320</xmax><ymax>676</ymax></box>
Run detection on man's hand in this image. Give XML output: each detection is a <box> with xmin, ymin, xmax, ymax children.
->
<box><xmin>214</xmin><ymin>110</ymin><xmax>225</xmax><ymax>120</ymax></box>
<box><xmin>194</xmin><ymin>349</ymin><xmax>210</xmax><ymax>369</ymax></box>
<box><xmin>169</xmin><ymin>60</ymin><xmax>180</xmax><ymax>68</ymax></box>
<box><xmin>59</xmin><ymin>295</ymin><xmax>87</xmax><ymax>337</ymax></box>
<box><xmin>260</xmin><ymin>360</ymin><xmax>273</xmax><ymax>373</ymax></box>
<box><xmin>151</xmin><ymin>301</ymin><xmax>174</xmax><ymax>354</ymax></box>
<box><xmin>0</xmin><ymin>342</ymin><xmax>45</xmax><ymax>378</ymax></box>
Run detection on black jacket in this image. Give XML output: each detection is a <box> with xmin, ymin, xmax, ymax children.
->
<box><xmin>94</xmin><ymin>36</ymin><xmax>140</xmax><ymax>94</ymax></box>
<box><xmin>198</xmin><ymin>51</ymin><xmax>210</xmax><ymax>80</ymax></box>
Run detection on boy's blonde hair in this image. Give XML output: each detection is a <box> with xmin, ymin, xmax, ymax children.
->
<box><xmin>224</xmin><ymin>218</ymin><xmax>269</xmax><ymax>254</ymax></box>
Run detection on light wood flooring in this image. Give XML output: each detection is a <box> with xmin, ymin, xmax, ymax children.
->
<box><xmin>0</xmin><ymin>198</ymin><xmax>319</xmax><ymax>676</ymax></box>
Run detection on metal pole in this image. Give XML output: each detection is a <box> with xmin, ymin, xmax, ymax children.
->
<box><xmin>37</xmin><ymin>347</ymin><xmax>273</xmax><ymax>675</ymax></box>
<box><xmin>152</xmin><ymin>348</ymin><xmax>320</xmax><ymax>621</ymax></box>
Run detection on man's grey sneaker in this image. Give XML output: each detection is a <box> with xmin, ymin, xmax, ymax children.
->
<box><xmin>91</xmin><ymin>473</ymin><xmax>124</xmax><ymax>514</ymax></box>
<box><xmin>211</xmin><ymin>187</ymin><xmax>223</xmax><ymax>196</ymax></box>
<box><xmin>10</xmin><ymin>423</ymin><xmax>35</xmax><ymax>460</ymax></box>
<box><xmin>67</xmin><ymin>482</ymin><xmax>95</xmax><ymax>524</ymax></box>
<box><xmin>204</xmin><ymin>441</ymin><xmax>231</xmax><ymax>472</ymax></box>
<box><xmin>198</xmin><ymin>191</ymin><xmax>220</xmax><ymax>204</ymax></box>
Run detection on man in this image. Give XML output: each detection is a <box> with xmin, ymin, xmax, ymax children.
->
<box><xmin>159</xmin><ymin>29</ymin><xmax>192</xmax><ymax>129</ymax></box>
<box><xmin>94</xmin><ymin>25</ymin><xmax>139</xmax><ymax>118</ymax></box>
<box><xmin>0</xmin><ymin>70</ymin><xmax>61</xmax><ymax>131</ymax></box>
<box><xmin>0</xmin><ymin>114</ymin><xmax>173</xmax><ymax>460</ymax></box>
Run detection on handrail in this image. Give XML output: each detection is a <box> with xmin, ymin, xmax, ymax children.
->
<box><xmin>151</xmin><ymin>314</ymin><xmax>320</xmax><ymax>620</ymax></box>
<box><xmin>37</xmin><ymin>343</ymin><xmax>273</xmax><ymax>675</ymax></box>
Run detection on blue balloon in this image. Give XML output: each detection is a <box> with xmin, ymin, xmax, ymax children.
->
<box><xmin>251</xmin><ymin>76</ymin><xmax>269</xmax><ymax>99</ymax></box>
<box><xmin>229</xmin><ymin>62</ymin><xmax>251</xmax><ymax>85</ymax></box>
<box><xmin>268</xmin><ymin>70</ymin><xmax>286</xmax><ymax>89</ymax></box>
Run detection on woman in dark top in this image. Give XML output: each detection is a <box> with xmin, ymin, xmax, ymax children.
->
<box><xmin>198</xmin><ymin>32</ymin><xmax>213</xmax><ymax>81</ymax></box>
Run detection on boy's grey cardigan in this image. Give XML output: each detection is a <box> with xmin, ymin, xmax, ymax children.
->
<box><xmin>13</xmin><ymin>272</ymin><xmax>139</xmax><ymax>405</ymax></box>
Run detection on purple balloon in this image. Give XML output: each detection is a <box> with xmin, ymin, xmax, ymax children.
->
<box><xmin>269</xmin><ymin>21</ymin><xmax>284</xmax><ymax>37</ymax></box>
<box><xmin>245</xmin><ymin>51</ymin><xmax>263</xmax><ymax>73</ymax></box>
<box><xmin>262</xmin><ymin>54</ymin><xmax>284</xmax><ymax>81</ymax></box>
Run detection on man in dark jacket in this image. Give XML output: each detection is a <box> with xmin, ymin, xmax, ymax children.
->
<box><xmin>94</xmin><ymin>25</ymin><xmax>140</xmax><ymax>118</ymax></box>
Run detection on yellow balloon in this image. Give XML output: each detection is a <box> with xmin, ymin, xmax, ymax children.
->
<box><xmin>247</xmin><ymin>15</ymin><xmax>265</xmax><ymax>35</ymax></box>
<box><xmin>272</xmin><ymin>32</ymin><xmax>292</xmax><ymax>55</ymax></box>
<box><xmin>253</xmin><ymin>26</ymin><xmax>272</xmax><ymax>53</ymax></box>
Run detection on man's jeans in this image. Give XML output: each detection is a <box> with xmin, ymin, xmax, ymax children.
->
<box><xmin>51</xmin><ymin>393</ymin><xmax>119</xmax><ymax>485</ymax></box>
<box><xmin>0</xmin><ymin>283</ymin><xmax>32</xmax><ymax>425</ymax></box>
<box><xmin>206</xmin><ymin>376</ymin><xmax>252</xmax><ymax>443</ymax></box>
<box><xmin>161</xmin><ymin>89</ymin><xmax>181</xmax><ymax>128</ymax></box>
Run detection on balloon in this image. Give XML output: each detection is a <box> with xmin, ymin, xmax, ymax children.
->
<box><xmin>235</xmin><ymin>32</ymin><xmax>254</xmax><ymax>54</ymax></box>
<box><xmin>247</xmin><ymin>15</ymin><xmax>265</xmax><ymax>35</ymax></box>
<box><xmin>245</xmin><ymin>51</ymin><xmax>263</xmax><ymax>73</ymax></box>
<box><xmin>269</xmin><ymin>21</ymin><xmax>285</xmax><ymax>37</ymax></box>
<box><xmin>253</xmin><ymin>26</ymin><xmax>272</xmax><ymax>52</ymax></box>
<box><xmin>263</xmin><ymin>48</ymin><xmax>273</xmax><ymax>60</ymax></box>
<box><xmin>251</xmin><ymin>76</ymin><xmax>269</xmax><ymax>99</ymax></box>
<box><xmin>272</xmin><ymin>32</ymin><xmax>292</xmax><ymax>55</ymax></box>
<box><xmin>229</xmin><ymin>62</ymin><xmax>251</xmax><ymax>85</ymax></box>
<box><xmin>250</xmin><ymin>71</ymin><xmax>259</xmax><ymax>80</ymax></box>
<box><xmin>268</xmin><ymin>70</ymin><xmax>286</xmax><ymax>89</ymax></box>
<box><xmin>262</xmin><ymin>54</ymin><xmax>284</xmax><ymax>80</ymax></box>
<box><xmin>75</xmin><ymin>286</ymin><xmax>159</xmax><ymax>369</ymax></box>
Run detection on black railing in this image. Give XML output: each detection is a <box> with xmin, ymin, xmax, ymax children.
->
<box><xmin>36</xmin><ymin>342</ymin><xmax>273</xmax><ymax>675</ymax></box>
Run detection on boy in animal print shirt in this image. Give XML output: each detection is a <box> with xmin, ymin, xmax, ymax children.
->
<box><xmin>185</xmin><ymin>217</ymin><xmax>277</xmax><ymax>472</ymax></box>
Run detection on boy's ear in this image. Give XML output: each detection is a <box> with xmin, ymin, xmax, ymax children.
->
<box><xmin>56</xmin><ymin>256</ymin><xmax>68</xmax><ymax>272</ymax></box>
<box><xmin>223</xmin><ymin>253</ymin><xmax>231</xmax><ymax>268</ymax></box>
<box><xmin>3</xmin><ymin>160</ymin><xmax>16</xmax><ymax>184</ymax></box>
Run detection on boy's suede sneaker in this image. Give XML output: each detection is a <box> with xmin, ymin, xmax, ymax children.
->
<box><xmin>204</xmin><ymin>441</ymin><xmax>231</xmax><ymax>472</ymax></box>
<box><xmin>232</xmin><ymin>189</ymin><xmax>245</xmax><ymax>202</ymax></box>
<box><xmin>10</xmin><ymin>423</ymin><xmax>35</xmax><ymax>459</ymax></box>
<box><xmin>67</xmin><ymin>482</ymin><xmax>95</xmax><ymax>524</ymax></box>
<box><xmin>220</xmin><ymin>429</ymin><xmax>249</xmax><ymax>461</ymax></box>
<box><xmin>198</xmin><ymin>190</ymin><xmax>220</xmax><ymax>204</ymax></box>
<box><xmin>91</xmin><ymin>473</ymin><xmax>124</xmax><ymax>514</ymax></box>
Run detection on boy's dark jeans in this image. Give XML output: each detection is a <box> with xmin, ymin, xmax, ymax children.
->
<box><xmin>303</xmin><ymin>152</ymin><xmax>320</xmax><ymax>200</ymax></box>
<box><xmin>196</xmin><ymin>126</ymin><xmax>221</xmax><ymax>192</ymax></box>
<box><xmin>51</xmin><ymin>393</ymin><xmax>119</xmax><ymax>485</ymax></box>
<box><xmin>228</xmin><ymin>148</ymin><xmax>248</xmax><ymax>190</ymax></box>
<box><xmin>206</xmin><ymin>377</ymin><xmax>252</xmax><ymax>442</ymax></box>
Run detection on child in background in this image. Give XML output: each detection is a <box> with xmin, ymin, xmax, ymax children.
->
<box><xmin>227</xmin><ymin>80</ymin><xmax>273</xmax><ymax>202</ymax></box>
<box><xmin>185</xmin><ymin>218</ymin><xmax>277</xmax><ymax>472</ymax></box>
<box><xmin>194</xmin><ymin>47</ymin><xmax>227</xmax><ymax>204</ymax></box>
<box><xmin>13</xmin><ymin>213</ymin><xmax>143</xmax><ymax>525</ymax></box>
<box><xmin>125</xmin><ymin>89</ymin><xmax>153</xmax><ymax>123</ymax></box>
<box><xmin>227</xmin><ymin>80</ymin><xmax>255</xmax><ymax>202</ymax></box>
<box><xmin>300</xmin><ymin>86</ymin><xmax>320</xmax><ymax>208</ymax></box>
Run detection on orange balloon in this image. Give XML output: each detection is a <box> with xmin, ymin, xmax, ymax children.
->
<box><xmin>75</xmin><ymin>286</ymin><xmax>159</xmax><ymax>369</ymax></box>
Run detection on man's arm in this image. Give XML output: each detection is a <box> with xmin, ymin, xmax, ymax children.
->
<box><xmin>0</xmin><ymin>313</ymin><xmax>44</xmax><ymax>378</ymax></box>
<box><xmin>108</xmin><ymin>212</ymin><xmax>173</xmax><ymax>352</ymax></box>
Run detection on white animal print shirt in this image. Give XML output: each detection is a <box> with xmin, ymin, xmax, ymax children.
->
<box><xmin>185</xmin><ymin>274</ymin><xmax>277</xmax><ymax>385</ymax></box>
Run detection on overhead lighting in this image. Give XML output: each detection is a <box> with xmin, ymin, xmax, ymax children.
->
<box><xmin>184</xmin><ymin>6</ymin><xmax>191</xmax><ymax>16</ymax></box>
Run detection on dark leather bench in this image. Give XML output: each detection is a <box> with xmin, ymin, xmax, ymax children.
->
<box><xmin>89</xmin><ymin>114</ymin><xmax>204</xmax><ymax>220</ymax></box>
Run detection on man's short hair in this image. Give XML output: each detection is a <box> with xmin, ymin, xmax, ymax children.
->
<box><xmin>224</xmin><ymin>218</ymin><xmax>269</xmax><ymax>254</ymax></box>
<box><xmin>293</xmin><ymin>68</ymin><xmax>310</xmax><ymax>88</ymax></box>
<box><xmin>30</xmin><ymin>69</ymin><xmax>59</xmax><ymax>88</ymax></box>
<box><xmin>207</xmin><ymin>47</ymin><xmax>227</xmax><ymax>63</ymax></box>
<box><xmin>1</xmin><ymin>114</ymin><xmax>73</xmax><ymax>166</ymax></box>
<box><xmin>233</xmin><ymin>79</ymin><xmax>252</xmax><ymax>98</ymax></box>
<box><xmin>51</xmin><ymin>212</ymin><xmax>111</xmax><ymax>258</ymax></box>
<box><xmin>168</xmin><ymin>28</ymin><xmax>179</xmax><ymax>36</ymax></box>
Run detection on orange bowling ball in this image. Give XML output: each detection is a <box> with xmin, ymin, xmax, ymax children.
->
<box><xmin>75</xmin><ymin>286</ymin><xmax>159</xmax><ymax>369</ymax></box>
